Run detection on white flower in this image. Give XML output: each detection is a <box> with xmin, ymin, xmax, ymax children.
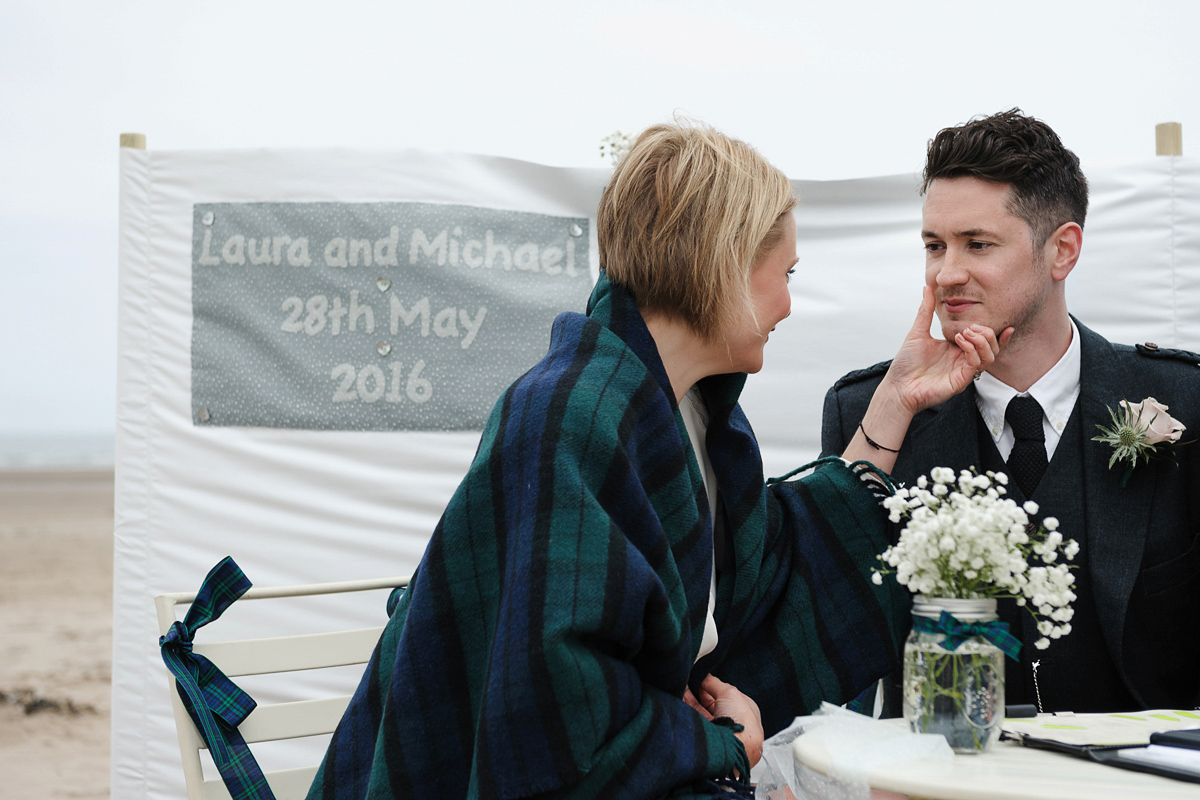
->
<box><xmin>1124</xmin><ymin>397</ymin><xmax>1185</xmax><ymax>444</ymax></box>
<box><xmin>599</xmin><ymin>130</ymin><xmax>634</xmax><ymax>166</ymax></box>
<box><xmin>873</xmin><ymin>466</ymin><xmax>1078</xmax><ymax>652</ymax></box>
<box><xmin>1035</xmin><ymin>638</ymin><xmax>1050</xmax><ymax>650</ymax></box>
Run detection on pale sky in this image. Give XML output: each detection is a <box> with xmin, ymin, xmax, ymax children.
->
<box><xmin>2</xmin><ymin>0</ymin><xmax>1197</xmax><ymax>435</ymax></box>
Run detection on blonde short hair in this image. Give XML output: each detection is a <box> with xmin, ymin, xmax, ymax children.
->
<box><xmin>597</xmin><ymin>121</ymin><xmax>796</xmax><ymax>341</ymax></box>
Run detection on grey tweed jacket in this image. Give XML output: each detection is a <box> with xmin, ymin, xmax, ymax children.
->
<box><xmin>821</xmin><ymin>319</ymin><xmax>1200</xmax><ymax>710</ymax></box>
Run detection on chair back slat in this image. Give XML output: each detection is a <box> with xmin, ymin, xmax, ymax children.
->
<box><xmin>194</xmin><ymin>627</ymin><xmax>385</xmax><ymax>677</ymax></box>
<box><xmin>202</xmin><ymin>765</ymin><xmax>319</xmax><ymax>800</ymax></box>
<box><xmin>192</xmin><ymin>695</ymin><xmax>354</xmax><ymax>747</ymax></box>
<box><xmin>155</xmin><ymin>576</ymin><xmax>408</xmax><ymax>800</ymax></box>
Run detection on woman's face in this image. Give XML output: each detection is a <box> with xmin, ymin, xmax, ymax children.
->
<box><xmin>726</xmin><ymin>221</ymin><xmax>797</xmax><ymax>374</ymax></box>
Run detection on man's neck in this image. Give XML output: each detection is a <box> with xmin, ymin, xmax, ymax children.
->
<box><xmin>986</xmin><ymin>311</ymin><xmax>1074</xmax><ymax>393</ymax></box>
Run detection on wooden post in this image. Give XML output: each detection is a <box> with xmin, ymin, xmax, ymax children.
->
<box><xmin>119</xmin><ymin>132</ymin><xmax>146</xmax><ymax>150</ymax></box>
<box><xmin>1155</xmin><ymin>123</ymin><xmax>1182</xmax><ymax>156</ymax></box>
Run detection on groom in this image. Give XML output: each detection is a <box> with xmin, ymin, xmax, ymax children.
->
<box><xmin>821</xmin><ymin>110</ymin><xmax>1200</xmax><ymax>714</ymax></box>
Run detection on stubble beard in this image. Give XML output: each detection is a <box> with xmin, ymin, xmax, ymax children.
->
<box><xmin>936</xmin><ymin>252</ymin><xmax>1050</xmax><ymax>355</ymax></box>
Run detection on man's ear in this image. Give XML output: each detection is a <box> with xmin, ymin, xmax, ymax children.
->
<box><xmin>1047</xmin><ymin>222</ymin><xmax>1082</xmax><ymax>281</ymax></box>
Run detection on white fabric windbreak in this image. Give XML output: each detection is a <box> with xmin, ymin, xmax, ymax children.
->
<box><xmin>113</xmin><ymin>148</ymin><xmax>609</xmax><ymax>800</ymax></box>
<box><xmin>113</xmin><ymin>151</ymin><xmax>1199</xmax><ymax>800</ymax></box>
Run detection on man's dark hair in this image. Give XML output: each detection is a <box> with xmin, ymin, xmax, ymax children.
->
<box><xmin>922</xmin><ymin>109</ymin><xmax>1088</xmax><ymax>247</ymax></box>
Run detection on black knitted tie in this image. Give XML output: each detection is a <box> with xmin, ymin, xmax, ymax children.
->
<box><xmin>1006</xmin><ymin>395</ymin><xmax>1048</xmax><ymax>498</ymax></box>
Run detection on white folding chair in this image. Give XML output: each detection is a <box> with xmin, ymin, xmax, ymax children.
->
<box><xmin>154</xmin><ymin>575</ymin><xmax>409</xmax><ymax>800</ymax></box>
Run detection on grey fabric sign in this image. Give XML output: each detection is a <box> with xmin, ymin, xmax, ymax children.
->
<box><xmin>191</xmin><ymin>202</ymin><xmax>593</xmax><ymax>431</ymax></box>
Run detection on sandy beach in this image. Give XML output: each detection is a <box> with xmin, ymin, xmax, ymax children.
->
<box><xmin>0</xmin><ymin>468</ymin><xmax>113</xmax><ymax>799</ymax></box>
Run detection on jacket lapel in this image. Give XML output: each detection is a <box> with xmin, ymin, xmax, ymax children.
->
<box><xmin>1076</xmin><ymin>321</ymin><xmax>1157</xmax><ymax>673</ymax></box>
<box><xmin>894</xmin><ymin>388</ymin><xmax>983</xmax><ymax>486</ymax></box>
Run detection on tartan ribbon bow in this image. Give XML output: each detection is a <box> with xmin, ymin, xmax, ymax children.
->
<box><xmin>912</xmin><ymin>610</ymin><xmax>1022</xmax><ymax>661</ymax></box>
<box><xmin>159</xmin><ymin>557</ymin><xmax>275</xmax><ymax>800</ymax></box>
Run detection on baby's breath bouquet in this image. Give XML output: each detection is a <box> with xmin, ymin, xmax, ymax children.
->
<box><xmin>599</xmin><ymin>130</ymin><xmax>634</xmax><ymax>167</ymax></box>
<box><xmin>876</xmin><ymin>467</ymin><xmax>1077</xmax><ymax>648</ymax></box>
<box><xmin>876</xmin><ymin>467</ymin><xmax>1079</xmax><ymax>752</ymax></box>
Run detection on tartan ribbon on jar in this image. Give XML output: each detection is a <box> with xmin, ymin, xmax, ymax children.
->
<box><xmin>912</xmin><ymin>610</ymin><xmax>1022</xmax><ymax>661</ymax></box>
<box><xmin>159</xmin><ymin>556</ymin><xmax>276</xmax><ymax>800</ymax></box>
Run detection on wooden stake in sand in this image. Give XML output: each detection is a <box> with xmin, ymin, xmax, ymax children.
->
<box><xmin>1156</xmin><ymin>122</ymin><xmax>1182</xmax><ymax>156</ymax></box>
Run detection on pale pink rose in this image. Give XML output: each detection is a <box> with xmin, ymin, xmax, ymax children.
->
<box><xmin>1121</xmin><ymin>397</ymin><xmax>1186</xmax><ymax>444</ymax></box>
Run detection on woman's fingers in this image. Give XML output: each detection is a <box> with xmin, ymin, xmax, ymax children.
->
<box><xmin>969</xmin><ymin>322</ymin><xmax>1013</xmax><ymax>358</ymax></box>
<box><xmin>683</xmin><ymin>687</ymin><xmax>714</xmax><ymax>719</ymax></box>
<box><xmin>699</xmin><ymin>674</ymin><xmax>734</xmax><ymax>699</ymax></box>
<box><xmin>698</xmin><ymin>674</ymin><xmax>764</xmax><ymax>770</ymax></box>
<box><xmin>954</xmin><ymin>331</ymin><xmax>984</xmax><ymax>369</ymax></box>
<box><xmin>907</xmin><ymin>286</ymin><xmax>936</xmax><ymax>338</ymax></box>
<box><xmin>968</xmin><ymin>324</ymin><xmax>999</xmax><ymax>358</ymax></box>
<box><xmin>957</xmin><ymin>323</ymin><xmax>1012</xmax><ymax>370</ymax></box>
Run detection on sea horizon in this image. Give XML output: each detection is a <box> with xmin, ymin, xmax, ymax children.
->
<box><xmin>0</xmin><ymin>431</ymin><xmax>115</xmax><ymax>469</ymax></box>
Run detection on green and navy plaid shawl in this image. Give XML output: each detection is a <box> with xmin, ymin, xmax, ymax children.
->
<box><xmin>308</xmin><ymin>276</ymin><xmax>909</xmax><ymax>800</ymax></box>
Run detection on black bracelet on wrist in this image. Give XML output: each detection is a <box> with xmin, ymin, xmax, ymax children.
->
<box><xmin>859</xmin><ymin>422</ymin><xmax>900</xmax><ymax>454</ymax></box>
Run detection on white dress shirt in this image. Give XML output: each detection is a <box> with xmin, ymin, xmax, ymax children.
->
<box><xmin>680</xmin><ymin>387</ymin><xmax>720</xmax><ymax>663</ymax></box>
<box><xmin>974</xmin><ymin>319</ymin><xmax>1082</xmax><ymax>462</ymax></box>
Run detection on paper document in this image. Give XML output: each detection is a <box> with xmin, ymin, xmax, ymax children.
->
<box><xmin>1003</xmin><ymin>710</ymin><xmax>1200</xmax><ymax>747</ymax></box>
<box><xmin>1115</xmin><ymin>744</ymin><xmax>1200</xmax><ymax>771</ymax></box>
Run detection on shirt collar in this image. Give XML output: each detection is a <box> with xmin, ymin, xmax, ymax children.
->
<box><xmin>975</xmin><ymin>318</ymin><xmax>1082</xmax><ymax>441</ymax></box>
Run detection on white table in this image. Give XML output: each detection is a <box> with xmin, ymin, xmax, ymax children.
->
<box><xmin>793</xmin><ymin>726</ymin><xmax>1200</xmax><ymax>800</ymax></box>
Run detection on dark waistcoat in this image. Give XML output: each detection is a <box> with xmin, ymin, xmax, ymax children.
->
<box><xmin>977</xmin><ymin>401</ymin><xmax>1139</xmax><ymax>712</ymax></box>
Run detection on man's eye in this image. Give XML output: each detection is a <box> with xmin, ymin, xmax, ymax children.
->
<box><xmin>786</xmin><ymin>267</ymin><xmax>795</xmax><ymax>282</ymax></box>
<box><xmin>968</xmin><ymin>241</ymin><xmax>992</xmax><ymax>250</ymax></box>
<box><xmin>924</xmin><ymin>242</ymin><xmax>944</xmax><ymax>254</ymax></box>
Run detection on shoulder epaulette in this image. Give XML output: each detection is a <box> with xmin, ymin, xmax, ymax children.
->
<box><xmin>1134</xmin><ymin>341</ymin><xmax>1200</xmax><ymax>366</ymax></box>
<box><xmin>832</xmin><ymin>359</ymin><xmax>892</xmax><ymax>391</ymax></box>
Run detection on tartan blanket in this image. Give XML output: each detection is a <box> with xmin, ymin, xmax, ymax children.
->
<box><xmin>307</xmin><ymin>276</ymin><xmax>909</xmax><ymax>800</ymax></box>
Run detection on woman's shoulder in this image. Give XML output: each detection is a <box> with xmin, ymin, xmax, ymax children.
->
<box><xmin>491</xmin><ymin>312</ymin><xmax>675</xmax><ymax>446</ymax></box>
<box><xmin>512</xmin><ymin>311</ymin><xmax>656</xmax><ymax>394</ymax></box>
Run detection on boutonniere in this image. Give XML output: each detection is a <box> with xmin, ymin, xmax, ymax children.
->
<box><xmin>1092</xmin><ymin>397</ymin><xmax>1188</xmax><ymax>486</ymax></box>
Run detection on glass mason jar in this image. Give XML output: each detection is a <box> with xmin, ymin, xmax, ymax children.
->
<box><xmin>903</xmin><ymin>597</ymin><xmax>1005</xmax><ymax>753</ymax></box>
